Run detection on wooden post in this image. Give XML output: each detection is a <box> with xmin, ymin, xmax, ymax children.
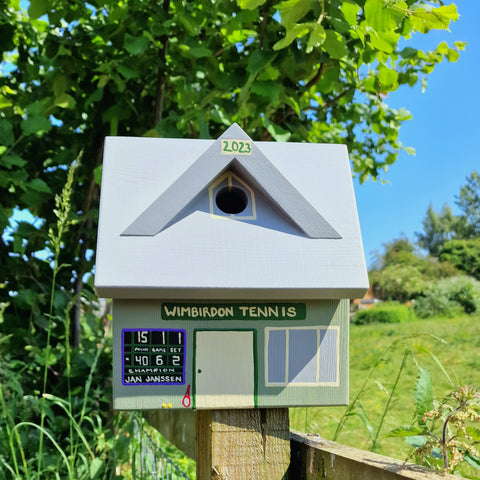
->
<box><xmin>196</xmin><ymin>408</ymin><xmax>290</xmax><ymax>480</ymax></box>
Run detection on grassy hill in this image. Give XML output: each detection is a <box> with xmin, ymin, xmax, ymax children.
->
<box><xmin>290</xmin><ymin>314</ymin><xmax>480</xmax><ymax>471</ymax></box>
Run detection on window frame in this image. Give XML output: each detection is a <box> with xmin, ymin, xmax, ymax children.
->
<box><xmin>264</xmin><ymin>326</ymin><xmax>340</xmax><ymax>387</ymax></box>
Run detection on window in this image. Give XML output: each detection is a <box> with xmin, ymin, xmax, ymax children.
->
<box><xmin>265</xmin><ymin>327</ymin><xmax>339</xmax><ymax>386</ymax></box>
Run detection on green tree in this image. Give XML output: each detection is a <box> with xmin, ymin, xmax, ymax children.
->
<box><xmin>455</xmin><ymin>170</ymin><xmax>480</xmax><ymax>237</ymax></box>
<box><xmin>370</xmin><ymin>237</ymin><xmax>458</xmax><ymax>301</ymax></box>
<box><xmin>0</xmin><ymin>0</ymin><xmax>463</xmax><ymax>367</ymax></box>
<box><xmin>439</xmin><ymin>238</ymin><xmax>480</xmax><ymax>281</ymax></box>
<box><xmin>416</xmin><ymin>203</ymin><xmax>460</xmax><ymax>256</ymax></box>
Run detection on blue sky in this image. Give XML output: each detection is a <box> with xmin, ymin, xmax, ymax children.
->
<box><xmin>354</xmin><ymin>0</ymin><xmax>480</xmax><ymax>266</ymax></box>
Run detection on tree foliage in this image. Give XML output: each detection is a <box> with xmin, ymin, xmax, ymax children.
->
<box><xmin>370</xmin><ymin>237</ymin><xmax>458</xmax><ymax>302</ymax></box>
<box><xmin>0</xmin><ymin>1</ymin><xmax>463</xmax><ymax>354</ymax></box>
<box><xmin>417</xmin><ymin>170</ymin><xmax>480</xmax><ymax>256</ymax></box>
<box><xmin>416</xmin><ymin>203</ymin><xmax>461</xmax><ymax>256</ymax></box>
<box><xmin>439</xmin><ymin>238</ymin><xmax>480</xmax><ymax>281</ymax></box>
<box><xmin>456</xmin><ymin>170</ymin><xmax>480</xmax><ymax>238</ymax></box>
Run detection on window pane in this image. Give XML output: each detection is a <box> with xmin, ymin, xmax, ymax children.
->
<box><xmin>288</xmin><ymin>329</ymin><xmax>317</xmax><ymax>383</ymax></box>
<box><xmin>319</xmin><ymin>329</ymin><xmax>338</xmax><ymax>383</ymax></box>
<box><xmin>267</xmin><ymin>330</ymin><xmax>286</xmax><ymax>383</ymax></box>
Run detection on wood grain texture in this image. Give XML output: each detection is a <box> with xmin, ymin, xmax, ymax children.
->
<box><xmin>196</xmin><ymin>409</ymin><xmax>290</xmax><ymax>479</ymax></box>
<box><xmin>290</xmin><ymin>432</ymin><xmax>461</xmax><ymax>480</ymax></box>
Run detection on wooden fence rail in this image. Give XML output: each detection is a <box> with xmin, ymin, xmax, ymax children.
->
<box><xmin>290</xmin><ymin>431</ymin><xmax>460</xmax><ymax>480</ymax></box>
<box><xmin>147</xmin><ymin>411</ymin><xmax>462</xmax><ymax>479</ymax></box>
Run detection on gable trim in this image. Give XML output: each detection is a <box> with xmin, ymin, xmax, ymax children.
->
<box><xmin>121</xmin><ymin>124</ymin><xmax>341</xmax><ymax>239</ymax></box>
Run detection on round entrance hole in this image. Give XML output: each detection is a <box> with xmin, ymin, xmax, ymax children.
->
<box><xmin>215</xmin><ymin>186</ymin><xmax>248</xmax><ymax>214</ymax></box>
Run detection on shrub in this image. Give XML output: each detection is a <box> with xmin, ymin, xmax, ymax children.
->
<box><xmin>370</xmin><ymin>264</ymin><xmax>428</xmax><ymax>303</ymax></box>
<box><xmin>439</xmin><ymin>238</ymin><xmax>480</xmax><ymax>281</ymax></box>
<box><xmin>414</xmin><ymin>275</ymin><xmax>480</xmax><ymax>318</ymax></box>
<box><xmin>353</xmin><ymin>303</ymin><xmax>415</xmax><ymax>326</ymax></box>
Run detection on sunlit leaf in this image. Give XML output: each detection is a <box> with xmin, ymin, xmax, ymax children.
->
<box><xmin>341</xmin><ymin>1</ymin><xmax>360</xmax><ymax>25</ymax></box>
<box><xmin>414</xmin><ymin>368</ymin><xmax>434</xmax><ymax>425</ymax></box>
<box><xmin>386</xmin><ymin>426</ymin><xmax>425</xmax><ymax>437</ymax></box>
<box><xmin>365</xmin><ymin>0</ymin><xmax>407</xmax><ymax>32</ymax></box>
<box><xmin>54</xmin><ymin>93</ymin><xmax>76</xmax><ymax>109</ymax></box>
<box><xmin>273</xmin><ymin>23</ymin><xmax>310</xmax><ymax>50</ymax></box>
<box><xmin>323</xmin><ymin>30</ymin><xmax>348</xmax><ymax>59</ymax></box>
<box><xmin>236</xmin><ymin>0</ymin><xmax>267</xmax><ymax>9</ymax></box>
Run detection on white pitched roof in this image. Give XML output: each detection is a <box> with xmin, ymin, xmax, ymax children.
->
<box><xmin>95</xmin><ymin>127</ymin><xmax>368</xmax><ymax>300</ymax></box>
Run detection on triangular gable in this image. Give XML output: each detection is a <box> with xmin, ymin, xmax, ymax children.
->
<box><xmin>121</xmin><ymin>124</ymin><xmax>341</xmax><ymax>239</ymax></box>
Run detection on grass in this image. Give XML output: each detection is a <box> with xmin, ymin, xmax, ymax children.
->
<box><xmin>290</xmin><ymin>313</ymin><xmax>480</xmax><ymax>463</ymax></box>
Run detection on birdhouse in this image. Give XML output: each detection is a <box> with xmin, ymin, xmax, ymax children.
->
<box><xmin>95</xmin><ymin>124</ymin><xmax>368</xmax><ymax>410</ymax></box>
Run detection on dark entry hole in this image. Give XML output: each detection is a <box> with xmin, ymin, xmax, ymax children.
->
<box><xmin>215</xmin><ymin>186</ymin><xmax>248</xmax><ymax>214</ymax></box>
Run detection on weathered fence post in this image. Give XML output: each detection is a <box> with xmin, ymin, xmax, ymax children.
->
<box><xmin>196</xmin><ymin>409</ymin><xmax>290</xmax><ymax>479</ymax></box>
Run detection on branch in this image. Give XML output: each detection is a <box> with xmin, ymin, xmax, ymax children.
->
<box><xmin>323</xmin><ymin>88</ymin><xmax>353</xmax><ymax>109</ymax></box>
<box><xmin>305</xmin><ymin>63</ymin><xmax>325</xmax><ymax>89</ymax></box>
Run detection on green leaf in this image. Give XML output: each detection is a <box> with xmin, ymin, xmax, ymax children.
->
<box><xmin>21</xmin><ymin>116</ymin><xmax>52</xmax><ymax>136</ymax></box>
<box><xmin>251</xmin><ymin>81</ymin><xmax>281</xmax><ymax>101</ymax></box>
<box><xmin>463</xmin><ymin>451</ymin><xmax>480</xmax><ymax>470</ymax></box>
<box><xmin>124</xmin><ymin>33</ymin><xmax>150</xmax><ymax>55</ymax></box>
<box><xmin>28</xmin><ymin>0</ymin><xmax>50</xmax><ymax>19</ymax></box>
<box><xmin>409</xmin><ymin>5</ymin><xmax>459</xmax><ymax>33</ymax></box>
<box><xmin>0</xmin><ymin>119</ymin><xmax>14</xmax><ymax>146</ymax></box>
<box><xmin>90</xmin><ymin>457</ymin><xmax>104</xmax><ymax>478</ymax></box>
<box><xmin>236</xmin><ymin>0</ymin><xmax>267</xmax><ymax>9</ymax></box>
<box><xmin>414</xmin><ymin>367</ymin><xmax>434</xmax><ymax>425</ymax></box>
<box><xmin>364</xmin><ymin>0</ymin><xmax>407</xmax><ymax>32</ymax></box>
<box><xmin>247</xmin><ymin>50</ymin><xmax>278</xmax><ymax>75</ymax></box>
<box><xmin>369</xmin><ymin>30</ymin><xmax>399</xmax><ymax>54</ymax></box>
<box><xmin>54</xmin><ymin>93</ymin><xmax>76</xmax><ymax>109</ymax></box>
<box><xmin>189</xmin><ymin>47</ymin><xmax>212</xmax><ymax>59</ymax></box>
<box><xmin>27</xmin><ymin>178</ymin><xmax>52</xmax><ymax>194</ymax></box>
<box><xmin>275</xmin><ymin>0</ymin><xmax>316</xmax><ymax>27</ymax></box>
<box><xmin>323</xmin><ymin>30</ymin><xmax>348</xmax><ymax>59</ymax></box>
<box><xmin>306</xmin><ymin>24</ymin><xmax>325</xmax><ymax>53</ymax></box>
<box><xmin>86</xmin><ymin>88</ymin><xmax>104</xmax><ymax>107</ymax></box>
<box><xmin>2</xmin><ymin>155</ymin><xmax>27</xmax><ymax>169</ymax></box>
<box><xmin>341</xmin><ymin>1</ymin><xmax>360</xmax><ymax>25</ymax></box>
<box><xmin>446</xmin><ymin>48</ymin><xmax>459</xmax><ymax>63</ymax></box>
<box><xmin>93</xmin><ymin>165</ymin><xmax>102</xmax><ymax>186</ymax></box>
<box><xmin>386</xmin><ymin>426</ymin><xmax>425</xmax><ymax>437</ymax></box>
<box><xmin>273</xmin><ymin>23</ymin><xmax>310</xmax><ymax>51</ymax></box>
<box><xmin>466</xmin><ymin>427</ymin><xmax>480</xmax><ymax>442</ymax></box>
<box><xmin>413</xmin><ymin>344</ymin><xmax>452</xmax><ymax>385</ymax></box>
<box><xmin>399</xmin><ymin>47</ymin><xmax>417</xmax><ymax>59</ymax></box>
<box><xmin>264</xmin><ymin>118</ymin><xmax>291</xmax><ymax>141</ymax></box>
<box><xmin>117</xmin><ymin>63</ymin><xmax>139</xmax><ymax>80</ymax></box>
<box><xmin>378</xmin><ymin>66</ymin><xmax>398</xmax><ymax>91</ymax></box>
